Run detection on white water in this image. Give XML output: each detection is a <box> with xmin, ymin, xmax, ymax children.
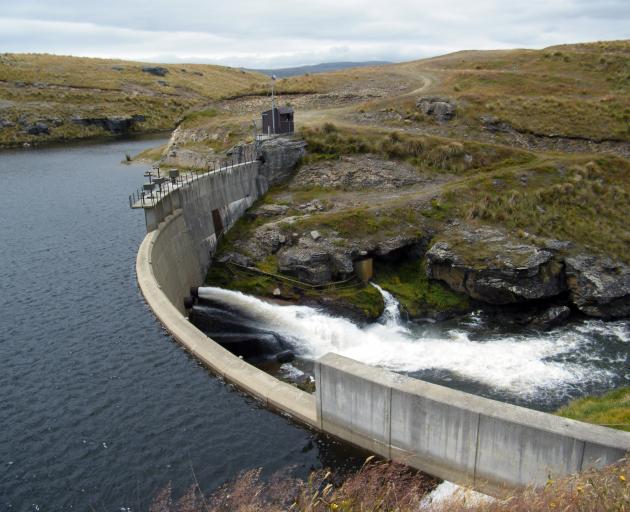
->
<box><xmin>197</xmin><ymin>286</ymin><xmax>627</xmax><ymax>399</ymax></box>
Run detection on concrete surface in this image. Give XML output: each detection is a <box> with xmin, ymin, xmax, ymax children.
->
<box><xmin>316</xmin><ymin>353</ymin><xmax>630</xmax><ymax>496</ymax></box>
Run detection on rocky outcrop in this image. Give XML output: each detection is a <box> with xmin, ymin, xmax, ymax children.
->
<box><xmin>480</xmin><ymin>115</ymin><xmax>513</xmax><ymax>133</ymax></box>
<box><xmin>71</xmin><ymin>114</ymin><xmax>146</xmax><ymax>134</ymax></box>
<box><xmin>565</xmin><ymin>255</ymin><xmax>630</xmax><ymax>318</ymax></box>
<box><xmin>416</xmin><ymin>97</ymin><xmax>457</xmax><ymax>122</ymax></box>
<box><xmin>141</xmin><ymin>66</ymin><xmax>168</xmax><ymax>77</ymax></box>
<box><xmin>426</xmin><ymin>226</ymin><xmax>566</xmax><ymax>304</ymax></box>
<box><xmin>26</xmin><ymin>122</ymin><xmax>49</xmax><ymax>135</ymax></box>
<box><xmin>290</xmin><ymin>155</ymin><xmax>428</xmax><ymax>190</ymax></box>
<box><xmin>258</xmin><ymin>138</ymin><xmax>306</xmax><ymax>185</ymax></box>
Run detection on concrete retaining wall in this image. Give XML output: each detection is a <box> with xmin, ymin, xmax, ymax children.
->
<box><xmin>135</xmin><ymin>138</ymin><xmax>629</xmax><ymax>497</ymax></box>
<box><xmin>137</xmin><ymin>210</ymin><xmax>318</xmax><ymax>427</ymax></box>
<box><xmin>315</xmin><ymin>353</ymin><xmax>630</xmax><ymax>495</ymax></box>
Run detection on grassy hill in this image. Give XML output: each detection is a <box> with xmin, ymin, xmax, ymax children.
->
<box><xmin>356</xmin><ymin>40</ymin><xmax>630</xmax><ymax>144</ymax></box>
<box><xmin>0</xmin><ymin>53</ymin><xmax>267</xmax><ymax>147</ymax></box>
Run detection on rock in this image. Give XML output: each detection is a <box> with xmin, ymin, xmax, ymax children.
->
<box><xmin>141</xmin><ymin>66</ymin><xmax>168</xmax><ymax>76</ymax></box>
<box><xmin>273</xmin><ymin>287</ymin><xmax>282</xmax><ymax>297</ymax></box>
<box><xmin>528</xmin><ymin>306</ymin><xmax>571</xmax><ymax>330</ymax></box>
<box><xmin>426</xmin><ymin>225</ymin><xmax>566</xmax><ymax>305</ymax></box>
<box><xmin>310</xmin><ymin>230</ymin><xmax>321</xmax><ymax>241</ymax></box>
<box><xmin>278</xmin><ymin>234</ymin><xmax>286</xmax><ymax>244</ymax></box>
<box><xmin>480</xmin><ymin>115</ymin><xmax>512</xmax><ymax>133</ymax></box>
<box><xmin>251</xmin><ymin>204</ymin><xmax>289</xmax><ymax>217</ymax></box>
<box><xmin>111</xmin><ymin>66</ymin><xmax>124</xmax><ymax>71</ymax></box>
<box><xmin>157</xmin><ymin>80</ymin><xmax>168</xmax><ymax>86</ymax></box>
<box><xmin>278</xmin><ymin>249</ymin><xmax>332</xmax><ymax>285</ymax></box>
<box><xmin>0</xmin><ymin>118</ymin><xmax>15</xmax><ymax>129</ymax></box>
<box><xmin>258</xmin><ymin>137</ymin><xmax>307</xmax><ymax>185</ymax></box>
<box><xmin>565</xmin><ymin>255</ymin><xmax>630</xmax><ymax>318</ymax></box>
<box><xmin>416</xmin><ymin>96</ymin><xmax>457</xmax><ymax>122</ymax></box>
<box><xmin>26</xmin><ymin>122</ymin><xmax>49</xmax><ymax>135</ymax></box>
<box><xmin>217</xmin><ymin>252</ymin><xmax>253</xmax><ymax>268</ymax></box>
<box><xmin>71</xmin><ymin>115</ymin><xmax>146</xmax><ymax>134</ymax></box>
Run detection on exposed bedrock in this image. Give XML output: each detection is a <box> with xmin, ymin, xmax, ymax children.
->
<box><xmin>258</xmin><ymin>138</ymin><xmax>307</xmax><ymax>185</ymax></box>
<box><xmin>71</xmin><ymin>114</ymin><xmax>146</xmax><ymax>133</ymax></box>
<box><xmin>566</xmin><ymin>255</ymin><xmax>630</xmax><ymax>319</ymax></box>
<box><xmin>425</xmin><ymin>225</ymin><xmax>566</xmax><ymax>305</ymax></box>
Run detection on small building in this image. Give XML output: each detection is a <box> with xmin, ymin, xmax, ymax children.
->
<box><xmin>261</xmin><ymin>107</ymin><xmax>294</xmax><ymax>135</ymax></box>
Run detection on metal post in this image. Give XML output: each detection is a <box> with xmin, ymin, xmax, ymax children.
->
<box><xmin>271</xmin><ymin>74</ymin><xmax>276</xmax><ymax>135</ymax></box>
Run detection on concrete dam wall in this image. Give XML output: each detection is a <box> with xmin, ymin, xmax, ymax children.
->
<box><xmin>134</xmin><ymin>136</ymin><xmax>630</xmax><ymax>496</ymax></box>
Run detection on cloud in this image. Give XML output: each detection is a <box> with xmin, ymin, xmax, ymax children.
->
<box><xmin>0</xmin><ymin>0</ymin><xmax>628</xmax><ymax>68</ymax></box>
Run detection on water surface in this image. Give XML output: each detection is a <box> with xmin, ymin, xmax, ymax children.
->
<box><xmin>0</xmin><ymin>138</ymin><xmax>361</xmax><ymax>512</ymax></box>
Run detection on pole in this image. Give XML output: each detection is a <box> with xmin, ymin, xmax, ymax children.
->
<box><xmin>271</xmin><ymin>74</ymin><xmax>276</xmax><ymax>135</ymax></box>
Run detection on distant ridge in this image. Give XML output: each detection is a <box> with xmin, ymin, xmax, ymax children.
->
<box><xmin>251</xmin><ymin>61</ymin><xmax>390</xmax><ymax>78</ymax></box>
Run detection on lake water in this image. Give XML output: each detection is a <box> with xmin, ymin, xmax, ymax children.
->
<box><xmin>0</xmin><ymin>138</ymin><xmax>363</xmax><ymax>512</ymax></box>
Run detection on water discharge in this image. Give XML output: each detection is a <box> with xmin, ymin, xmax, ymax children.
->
<box><xmin>197</xmin><ymin>286</ymin><xmax>630</xmax><ymax>405</ymax></box>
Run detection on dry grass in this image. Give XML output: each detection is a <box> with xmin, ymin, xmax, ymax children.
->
<box><xmin>150</xmin><ymin>457</ymin><xmax>630</xmax><ymax>512</ymax></box>
<box><xmin>364</xmin><ymin>40</ymin><xmax>630</xmax><ymax>142</ymax></box>
<box><xmin>456</xmin><ymin>156</ymin><xmax>630</xmax><ymax>263</ymax></box>
<box><xmin>0</xmin><ymin>53</ymin><xmax>266</xmax><ymax>146</ymax></box>
<box><xmin>149</xmin><ymin>459</ymin><xmax>437</xmax><ymax>512</ymax></box>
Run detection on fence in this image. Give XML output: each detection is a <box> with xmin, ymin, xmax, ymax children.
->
<box><xmin>128</xmin><ymin>144</ymin><xmax>258</xmax><ymax>209</ymax></box>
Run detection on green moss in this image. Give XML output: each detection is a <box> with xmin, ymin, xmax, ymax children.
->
<box><xmin>557</xmin><ymin>387</ymin><xmax>630</xmax><ymax>432</ymax></box>
<box><xmin>374</xmin><ymin>259</ymin><xmax>469</xmax><ymax>317</ymax></box>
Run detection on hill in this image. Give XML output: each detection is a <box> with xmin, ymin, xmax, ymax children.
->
<box><xmin>251</xmin><ymin>60</ymin><xmax>390</xmax><ymax>78</ymax></box>
<box><xmin>0</xmin><ymin>53</ymin><xmax>267</xmax><ymax>147</ymax></box>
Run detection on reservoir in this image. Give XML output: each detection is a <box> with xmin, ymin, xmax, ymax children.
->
<box><xmin>0</xmin><ymin>138</ymin><xmax>360</xmax><ymax>511</ymax></box>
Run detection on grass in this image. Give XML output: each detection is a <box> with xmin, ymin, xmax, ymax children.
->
<box><xmin>364</xmin><ymin>40</ymin><xmax>630</xmax><ymax>142</ymax></box>
<box><xmin>150</xmin><ymin>456</ymin><xmax>630</xmax><ymax>511</ymax></box>
<box><xmin>374</xmin><ymin>259</ymin><xmax>470</xmax><ymax>318</ymax></box>
<box><xmin>557</xmin><ymin>387</ymin><xmax>630</xmax><ymax>432</ymax></box>
<box><xmin>0</xmin><ymin>53</ymin><xmax>266</xmax><ymax>147</ymax></box>
<box><xmin>448</xmin><ymin>156</ymin><xmax>630</xmax><ymax>263</ymax></box>
<box><xmin>299</xmin><ymin>124</ymin><xmax>532</xmax><ymax>173</ymax></box>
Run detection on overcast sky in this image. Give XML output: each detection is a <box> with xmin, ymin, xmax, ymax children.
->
<box><xmin>1</xmin><ymin>0</ymin><xmax>629</xmax><ymax>68</ymax></box>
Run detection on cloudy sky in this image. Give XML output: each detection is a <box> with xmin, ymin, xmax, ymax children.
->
<box><xmin>1</xmin><ymin>0</ymin><xmax>629</xmax><ymax>68</ymax></box>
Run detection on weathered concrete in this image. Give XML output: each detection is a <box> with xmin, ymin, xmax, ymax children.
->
<box><xmin>315</xmin><ymin>353</ymin><xmax>630</xmax><ymax>496</ymax></box>
<box><xmin>135</xmin><ymin>136</ymin><xmax>629</xmax><ymax>498</ymax></box>
<box><xmin>136</xmin><ymin>210</ymin><xmax>318</xmax><ymax>427</ymax></box>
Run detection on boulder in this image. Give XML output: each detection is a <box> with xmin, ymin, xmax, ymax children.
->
<box><xmin>426</xmin><ymin>226</ymin><xmax>566</xmax><ymax>304</ymax></box>
<box><xmin>565</xmin><ymin>255</ymin><xmax>630</xmax><ymax>318</ymax></box>
<box><xmin>26</xmin><ymin>122</ymin><xmax>49</xmax><ymax>135</ymax></box>
<box><xmin>258</xmin><ymin>137</ymin><xmax>306</xmax><ymax>185</ymax></box>
<box><xmin>141</xmin><ymin>66</ymin><xmax>168</xmax><ymax>76</ymax></box>
<box><xmin>480</xmin><ymin>115</ymin><xmax>512</xmax><ymax>133</ymax></box>
<box><xmin>217</xmin><ymin>252</ymin><xmax>253</xmax><ymax>268</ymax></box>
<box><xmin>416</xmin><ymin>96</ymin><xmax>456</xmax><ymax>122</ymax></box>
<box><xmin>0</xmin><ymin>119</ymin><xmax>14</xmax><ymax>129</ymax></box>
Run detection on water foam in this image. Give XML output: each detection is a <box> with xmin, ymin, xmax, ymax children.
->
<box><xmin>197</xmin><ymin>287</ymin><xmax>616</xmax><ymax>397</ymax></box>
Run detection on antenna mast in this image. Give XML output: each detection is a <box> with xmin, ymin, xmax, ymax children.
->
<box><xmin>271</xmin><ymin>74</ymin><xmax>276</xmax><ymax>135</ymax></box>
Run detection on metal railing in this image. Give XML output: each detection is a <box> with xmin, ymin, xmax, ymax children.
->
<box><xmin>128</xmin><ymin>144</ymin><xmax>259</xmax><ymax>209</ymax></box>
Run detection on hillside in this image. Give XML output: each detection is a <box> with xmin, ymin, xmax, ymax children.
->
<box><xmin>0</xmin><ymin>53</ymin><xmax>267</xmax><ymax>147</ymax></box>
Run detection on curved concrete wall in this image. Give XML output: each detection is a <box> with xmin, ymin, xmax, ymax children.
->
<box><xmin>137</xmin><ymin>209</ymin><xmax>318</xmax><ymax>428</ymax></box>
<box><xmin>135</xmin><ymin>149</ymin><xmax>630</xmax><ymax>497</ymax></box>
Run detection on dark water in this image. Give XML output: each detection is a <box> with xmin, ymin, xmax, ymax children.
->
<box><xmin>0</xmin><ymin>138</ymin><xmax>362</xmax><ymax>512</ymax></box>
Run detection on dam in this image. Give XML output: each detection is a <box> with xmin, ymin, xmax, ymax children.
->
<box><xmin>132</xmin><ymin>136</ymin><xmax>630</xmax><ymax>496</ymax></box>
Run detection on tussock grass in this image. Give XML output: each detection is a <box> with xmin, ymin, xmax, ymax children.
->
<box><xmin>457</xmin><ymin>157</ymin><xmax>630</xmax><ymax>262</ymax></box>
<box><xmin>300</xmin><ymin>124</ymin><xmax>531</xmax><ymax>173</ymax></box>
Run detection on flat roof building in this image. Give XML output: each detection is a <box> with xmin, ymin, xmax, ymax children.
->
<box><xmin>262</xmin><ymin>107</ymin><xmax>294</xmax><ymax>135</ymax></box>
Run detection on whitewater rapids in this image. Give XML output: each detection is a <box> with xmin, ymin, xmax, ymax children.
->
<box><xmin>197</xmin><ymin>286</ymin><xmax>629</xmax><ymax>400</ymax></box>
